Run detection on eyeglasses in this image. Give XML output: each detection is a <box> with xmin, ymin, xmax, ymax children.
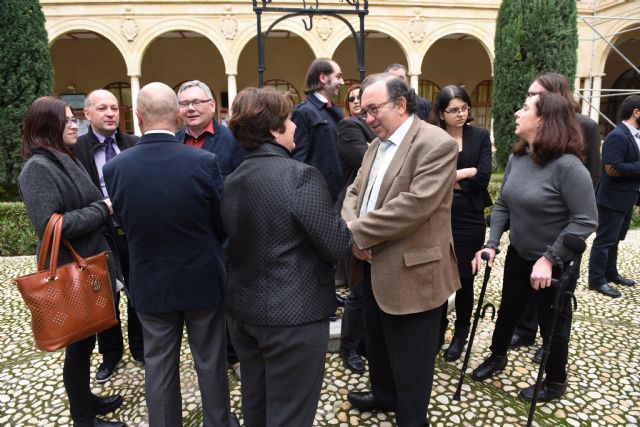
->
<box><xmin>178</xmin><ymin>99</ymin><xmax>212</xmax><ymax>108</ymax></box>
<box><xmin>348</xmin><ymin>96</ymin><xmax>358</xmax><ymax>103</ymax></box>
<box><xmin>65</xmin><ymin>117</ymin><xmax>79</xmax><ymax>127</ymax></box>
<box><xmin>359</xmin><ymin>101</ymin><xmax>392</xmax><ymax>119</ymax></box>
<box><xmin>444</xmin><ymin>106</ymin><xmax>471</xmax><ymax>115</ymax></box>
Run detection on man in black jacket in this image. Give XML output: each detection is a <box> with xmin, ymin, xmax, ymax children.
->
<box><xmin>385</xmin><ymin>63</ymin><xmax>432</xmax><ymax>121</ymax></box>
<box><xmin>74</xmin><ymin>89</ymin><xmax>142</xmax><ymax>383</ymax></box>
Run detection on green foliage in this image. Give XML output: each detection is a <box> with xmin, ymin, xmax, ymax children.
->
<box><xmin>0</xmin><ymin>202</ymin><xmax>37</xmax><ymax>256</ymax></box>
<box><xmin>492</xmin><ymin>0</ymin><xmax>578</xmax><ymax>169</ymax></box>
<box><xmin>0</xmin><ymin>0</ymin><xmax>54</xmax><ymax>200</ymax></box>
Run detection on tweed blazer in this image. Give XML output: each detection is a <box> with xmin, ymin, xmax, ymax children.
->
<box><xmin>342</xmin><ymin>117</ymin><xmax>461</xmax><ymax>315</ymax></box>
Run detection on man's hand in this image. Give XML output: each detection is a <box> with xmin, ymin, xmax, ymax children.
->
<box><xmin>351</xmin><ymin>243</ymin><xmax>371</xmax><ymax>261</ymax></box>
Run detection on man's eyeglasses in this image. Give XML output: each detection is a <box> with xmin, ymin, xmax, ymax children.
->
<box><xmin>444</xmin><ymin>106</ymin><xmax>471</xmax><ymax>115</ymax></box>
<box><xmin>348</xmin><ymin>96</ymin><xmax>358</xmax><ymax>103</ymax></box>
<box><xmin>359</xmin><ymin>101</ymin><xmax>392</xmax><ymax>119</ymax></box>
<box><xmin>178</xmin><ymin>99</ymin><xmax>212</xmax><ymax>108</ymax></box>
<box><xmin>65</xmin><ymin>117</ymin><xmax>79</xmax><ymax>127</ymax></box>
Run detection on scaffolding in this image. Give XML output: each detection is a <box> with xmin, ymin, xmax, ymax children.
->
<box><xmin>577</xmin><ymin>1</ymin><xmax>640</xmax><ymax>129</ymax></box>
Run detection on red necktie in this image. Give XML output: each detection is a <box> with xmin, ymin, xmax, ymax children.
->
<box><xmin>327</xmin><ymin>101</ymin><xmax>333</xmax><ymax>107</ymax></box>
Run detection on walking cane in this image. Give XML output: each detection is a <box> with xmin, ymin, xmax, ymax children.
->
<box><xmin>526</xmin><ymin>234</ymin><xmax>586</xmax><ymax>427</ymax></box>
<box><xmin>453</xmin><ymin>251</ymin><xmax>495</xmax><ymax>401</ymax></box>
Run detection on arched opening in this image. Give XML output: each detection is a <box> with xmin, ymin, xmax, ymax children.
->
<box><xmin>237</xmin><ymin>30</ymin><xmax>314</xmax><ymax>104</ymax></box>
<box><xmin>419</xmin><ymin>80</ymin><xmax>441</xmax><ymax>106</ymax></box>
<box><xmin>141</xmin><ymin>31</ymin><xmax>227</xmax><ymax>122</ymax></box>
<box><xmin>471</xmin><ymin>80</ymin><xmax>493</xmax><ymax>130</ymax></box>
<box><xmin>333</xmin><ymin>31</ymin><xmax>406</xmax><ymax>83</ymax></box>
<box><xmin>264</xmin><ymin>78</ymin><xmax>302</xmax><ymax>104</ymax></box>
<box><xmin>50</xmin><ymin>30</ymin><xmax>129</xmax><ymax>133</ymax></box>
<box><xmin>422</xmin><ymin>33</ymin><xmax>492</xmax><ymax>115</ymax></box>
<box><xmin>600</xmin><ymin>25</ymin><xmax>640</xmax><ymax>136</ymax></box>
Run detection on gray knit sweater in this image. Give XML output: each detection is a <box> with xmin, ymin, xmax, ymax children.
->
<box><xmin>19</xmin><ymin>146</ymin><xmax>115</xmax><ymax>283</ymax></box>
<box><xmin>487</xmin><ymin>152</ymin><xmax>597</xmax><ymax>265</ymax></box>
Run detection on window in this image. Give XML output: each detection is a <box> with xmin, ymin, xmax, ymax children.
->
<box><xmin>418</xmin><ymin>80</ymin><xmax>440</xmax><ymax>106</ymax></box>
<box><xmin>104</xmin><ymin>82</ymin><xmax>134</xmax><ymax>134</ymax></box>
<box><xmin>471</xmin><ymin>80</ymin><xmax>493</xmax><ymax>130</ymax></box>
<box><xmin>264</xmin><ymin>79</ymin><xmax>301</xmax><ymax>105</ymax></box>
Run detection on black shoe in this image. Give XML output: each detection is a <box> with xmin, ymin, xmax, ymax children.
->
<box><xmin>91</xmin><ymin>394</ymin><xmax>123</xmax><ymax>416</ymax></box>
<box><xmin>589</xmin><ymin>283</ymin><xmax>621</xmax><ymax>298</ymax></box>
<box><xmin>532</xmin><ymin>346</ymin><xmax>544</xmax><ymax>364</ymax></box>
<box><xmin>132</xmin><ymin>354</ymin><xmax>145</xmax><ymax>366</ymax></box>
<box><xmin>347</xmin><ymin>391</ymin><xmax>393</xmax><ymax>412</ymax></box>
<box><xmin>73</xmin><ymin>418</ymin><xmax>127</xmax><ymax>427</ymax></box>
<box><xmin>519</xmin><ymin>380</ymin><xmax>567</xmax><ymax>402</ymax></box>
<box><xmin>443</xmin><ymin>335</ymin><xmax>466</xmax><ymax>362</ymax></box>
<box><xmin>608</xmin><ymin>275</ymin><xmax>636</xmax><ymax>287</ymax></box>
<box><xmin>509</xmin><ymin>334</ymin><xmax>535</xmax><ymax>349</ymax></box>
<box><xmin>471</xmin><ymin>354</ymin><xmax>508</xmax><ymax>381</ymax></box>
<box><xmin>95</xmin><ymin>361</ymin><xmax>120</xmax><ymax>383</ymax></box>
<box><xmin>336</xmin><ymin>295</ymin><xmax>347</xmax><ymax>307</ymax></box>
<box><xmin>341</xmin><ymin>349</ymin><xmax>365</xmax><ymax>374</ymax></box>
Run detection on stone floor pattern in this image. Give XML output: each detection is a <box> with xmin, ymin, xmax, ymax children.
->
<box><xmin>1</xmin><ymin>232</ymin><xmax>639</xmax><ymax>426</ymax></box>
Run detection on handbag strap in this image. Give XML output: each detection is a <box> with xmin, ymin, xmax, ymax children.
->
<box><xmin>37</xmin><ymin>213</ymin><xmax>63</xmax><ymax>278</ymax></box>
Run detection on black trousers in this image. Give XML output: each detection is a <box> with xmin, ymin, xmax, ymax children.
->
<box><xmin>64</xmin><ymin>334</ymin><xmax>97</xmax><ymax>422</ymax></box>
<box><xmin>362</xmin><ymin>264</ymin><xmax>441</xmax><ymax>427</ymax></box>
<box><xmin>489</xmin><ymin>246</ymin><xmax>576</xmax><ymax>383</ymax></box>
<box><xmin>340</xmin><ymin>281</ymin><xmax>365</xmax><ymax>353</ymax></box>
<box><xmin>588</xmin><ymin>205</ymin><xmax>633</xmax><ymax>285</ymax></box>
<box><xmin>97</xmin><ymin>232</ymin><xmax>144</xmax><ymax>362</ymax></box>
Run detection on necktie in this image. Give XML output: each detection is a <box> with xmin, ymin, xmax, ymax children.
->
<box><xmin>326</xmin><ymin>101</ymin><xmax>333</xmax><ymax>107</ymax></box>
<box><xmin>361</xmin><ymin>139</ymin><xmax>393</xmax><ymax>215</ymax></box>
<box><xmin>104</xmin><ymin>137</ymin><xmax>116</xmax><ymax>162</ymax></box>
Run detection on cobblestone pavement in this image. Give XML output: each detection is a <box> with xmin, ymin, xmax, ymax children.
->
<box><xmin>1</xmin><ymin>232</ymin><xmax>639</xmax><ymax>426</ymax></box>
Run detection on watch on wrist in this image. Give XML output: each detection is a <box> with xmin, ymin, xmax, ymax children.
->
<box><xmin>481</xmin><ymin>244</ymin><xmax>500</xmax><ymax>255</ymax></box>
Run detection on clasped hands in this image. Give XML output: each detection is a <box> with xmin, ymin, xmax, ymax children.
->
<box><xmin>347</xmin><ymin>221</ymin><xmax>371</xmax><ymax>261</ymax></box>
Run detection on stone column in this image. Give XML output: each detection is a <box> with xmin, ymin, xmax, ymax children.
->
<box><xmin>581</xmin><ymin>76</ymin><xmax>592</xmax><ymax>117</ymax></box>
<box><xmin>590</xmin><ymin>75</ymin><xmax>603</xmax><ymax>124</ymax></box>
<box><xmin>129</xmin><ymin>75</ymin><xmax>141</xmax><ymax>135</ymax></box>
<box><xmin>409</xmin><ymin>74</ymin><xmax>419</xmax><ymax>92</ymax></box>
<box><xmin>227</xmin><ymin>73</ymin><xmax>237</xmax><ymax>115</ymax></box>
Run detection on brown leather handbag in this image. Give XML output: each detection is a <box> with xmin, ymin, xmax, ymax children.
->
<box><xmin>15</xmin><ymin>213</ymin><xmax>117</xmax><ymax>352</ymax></box>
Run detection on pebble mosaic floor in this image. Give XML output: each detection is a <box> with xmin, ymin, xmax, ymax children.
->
<box><xmin>1</xmin><ymin>232</ymin><xmax>639</xmax><ymax>426</ymax></box>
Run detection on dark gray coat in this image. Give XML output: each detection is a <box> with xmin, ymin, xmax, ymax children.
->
<box><xmin>221</xmin><ymin>142</ymin><xmax>352</xmax><ymax>326</ymax></box>
<box><xmin>19</xmin><ymin>146</ymin><xmax>115</xmax><ymax>284</ymax></box>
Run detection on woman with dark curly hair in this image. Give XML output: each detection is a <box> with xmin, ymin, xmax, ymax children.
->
<box><xmin>221</xmin><ymin>87</ymin><xmax>352</xmax><ymax>427</ymax></box>
<box><xmin>470</xmin><ymin>92</ymin><xmax>597</xmax><ymax>402</ymax></box>
<box><xmin>429</xmin><ymin>85</ymin><xmax>493</xmax><ymax>362</ymax></box>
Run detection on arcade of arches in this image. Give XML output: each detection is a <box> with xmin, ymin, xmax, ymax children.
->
<box><xmin>43</xmin><ymin>0</ymin><xmax>638</xmax><ymax>138</ymax></box>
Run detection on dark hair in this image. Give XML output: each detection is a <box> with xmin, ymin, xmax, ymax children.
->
<box><xmin>428</xmin><ymin>85</ymin><xmax>474</xmax><ymax>128</ymax></box>
<box><xmin>22</xmin><ymin>96</ymin><xmax>73</xmax><ymax>159</ymax></box>
<box><xmin>513</xmin><ymin>92</ymin><xmax>584</xmax><ymax>165</ymax></box>
<box><xmin>360</xmin><ymin>73</ymin><xmax>418</xmax><ymax>115</ymax></box>
<box><xmin>534</xmin><ymin>72</ymin><xmax>580</xmax><ymax>112</ymax></box>
<box><xmin>385</xmin><ymin>63</ymin><xmax>407</xmax><ymax>73</ymax></box>
<box><xmin>228</xmin><ymin>87</ymin><xmax>292</xmax><ymax>150</ymax></box>
<box><xmin>620</xmin><ymin>95</ymin><xmax>640</xmax><ymax>121</ymax></box>
<box><xmin>303</xmin><ymin>58</ymin><xmax>336</xmax><ymax>95</ymax></box>
<box><xmin>343</xmin><ymin>84</ymin><xmax>361</xmax><ymax>116</ymax></box>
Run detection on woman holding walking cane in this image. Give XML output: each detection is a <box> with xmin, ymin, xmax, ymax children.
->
<box><xmin>470</xmin><ymin>91</ymin><xmax>597</xmax><ymax>402</ymax></box>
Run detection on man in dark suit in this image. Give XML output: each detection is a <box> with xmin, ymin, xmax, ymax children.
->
<box><xmin>104</xmin><ymin>82</ymin><xmax>233</xmax><ymax>427</ymax></box>
<box><xmin>73</xmin><ymin>89</ymin><xmax>143</xmax><ymax>385</ymax></box>
<box><xmin>176</xmin><ymin>79</ymin><xmax>245</xmax><ymax>381</ymax></box>
<box><xmin>342</xmin><ymin>74</ymin><xmax>460</xmax><ymax>426</ymax></box>
<box><xmin>175</xmin><ymin>80</ymin><xmax>245</xmax><ymax>179</ymax></box>
<box><xmin>588</xmin><ymin>95</ymin><xmax>640</xmax><ymax>298</ymax></box>
<box><xmin>292</xmin><ymin>58</ymin><xmax>345</xmax><ymax>202</ymax></box>
<box><xmin>385</xmin><ymin>63</ymin><xmax>432</xmax><ymax>121</ymax></box>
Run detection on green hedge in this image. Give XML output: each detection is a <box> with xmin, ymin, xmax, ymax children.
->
<box><xmin>0</xmin><ymin>202</ymin><xmax>36</xmax><ymax>256</ymax></box>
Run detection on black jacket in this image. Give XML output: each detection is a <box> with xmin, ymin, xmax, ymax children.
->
<box><xmin>221</xmin><ymin>142</ymin><xmax>352</xmax><ymax>326</ymax></box>
<box><xmin>336</xmin><ymin>116</ymin><xmax>375</xmax><ymax>210</ymax></box>
<box><xmin>291</xmin><ymin>94</ymin><xmax>344</xmax><ymax>201</ymax></box>
<box><xmin>456</xmin><ymin>125</ymin><xmax>493</xmax><ymax>212</ymax></box>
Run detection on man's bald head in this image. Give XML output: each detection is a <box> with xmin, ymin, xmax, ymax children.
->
<box><xmin>136</xmin><ymin>82</ymin><xmax>179</xmax><ymax>132</ymax></box>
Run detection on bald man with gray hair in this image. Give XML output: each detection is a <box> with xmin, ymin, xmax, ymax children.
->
<box><xmin>104</xmin><ymin>82</ymin><xmax>237</xmax><ymax>426</ymax></box>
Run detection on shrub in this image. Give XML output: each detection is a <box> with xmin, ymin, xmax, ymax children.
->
<box><xmin>0</xmin><ymin>202</ymin><xmax>36</xmax><ymax>256</ymax></box>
